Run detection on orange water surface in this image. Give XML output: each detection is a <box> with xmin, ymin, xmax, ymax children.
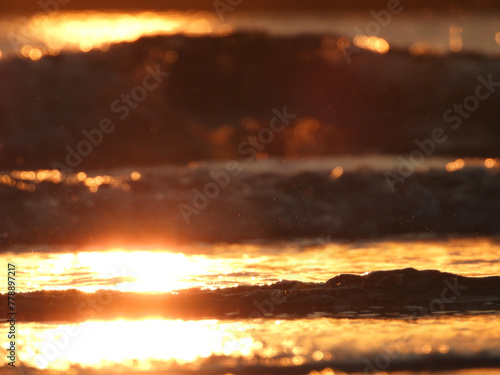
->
<box><xmin>0</xmin><ymin>238</ymin><xmax>499</xmax><ymax>373</ymax></box>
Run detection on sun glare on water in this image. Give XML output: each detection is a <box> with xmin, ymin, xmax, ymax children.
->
<box><xmin>6</xmin><ymin>11</ymin><xmax>231</xmax><ymax>60</ymax></box>
<box><xmin>10</xmin><ymin>249</ymin><xmax>213</xmax><ymax>293</ymax></box>
<box><xmin>7</xmin><ymin>315</ymin><xmax>500</xmax><ymax>372</ymax></box>
<box><xmin>13</xmin><ymin>319</ymin><xmax>256</xmax><ymax>371</ymax></box>
<box><xmin>3</xmin><ymin>236</ymin><xmax>500</xmax><ymax>294</ymax></box>
<box><xmin>74</xmin><ymin>250</ymin><xmax>210</xmax><ymax>293</ymax></box>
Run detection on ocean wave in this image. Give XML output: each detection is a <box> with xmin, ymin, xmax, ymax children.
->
<box><xmin>2</xmin><ymin>268</ymin><xmax>499</xmax><ymax>322</ymax></box>
<box><xmin>1</xmin><ymin>33</ymin><xmax>500</xmax><ymax>171</ymax></box>
<box><xmin>1</xmin><ymin>161</ymin><xmax>499</xmax><ymax>245</ymax></box>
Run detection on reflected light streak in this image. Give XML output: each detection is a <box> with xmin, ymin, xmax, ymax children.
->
<box><xmin>4</xmin><ymin>315</ymin><xmax>500</xmax><ymax>372</ymax></box>
<box><xmin>0</xmin><ymin>169</ymin><xmax>142</xmax><ymax>192</ymax></box>
<box><xmin>445</xmin><ymin>158</ymin><xmax>465</xmax><ymax>172</ymax></box>
<box><xmin>2</xmin><ymin>237</ymin><xmax>500</xmax><ymax>295</ymax></box>
<box><xmin>12</xmin><ymin>320</ymin><xmax>254</xmax><ymax>370</ymax></box>
<box><xmin>75</xmin><ymin>251</ymin><xmax>209</xmax><ymax>293</ymax></box>
<box><xmin>13</xmin><ymin>11</ymin><xmax>224</xmax><ymax>60</ymax></box>
<box><xmin>353</xmin><ymin>35</ymin><xmax>389</xmax><ymax>54</ymax></box>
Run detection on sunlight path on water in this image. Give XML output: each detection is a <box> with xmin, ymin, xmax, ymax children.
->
<box><xmin>0</xmin><ymin>314</ymin><xmax>499</xmax><ymax>372</ymax></box>
<box><xmin>1</xmin><ymin>237</ymin><xmax>499</xmax><ymax>293</ymax></box>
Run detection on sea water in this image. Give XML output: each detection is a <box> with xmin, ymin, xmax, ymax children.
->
<box><xmin>1</xmin><ymin>8</ymin><xmax>500</xmax><ymax>375</ymax></box>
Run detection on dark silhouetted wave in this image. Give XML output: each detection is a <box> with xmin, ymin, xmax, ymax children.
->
<box><xmin>3</xmin><ymin>268</ymin><xmax>499</xmax><ymax>322</ymax></box>
<box><xmin>1</xmin><ymin>161</ymin><xmax>499</xmax><ymax>246</ymax></box>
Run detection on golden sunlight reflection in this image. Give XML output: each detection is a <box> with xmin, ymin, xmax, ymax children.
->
<box><xmin>353</xmin><ymin>35</ymin><xmax>389</xmax><ymax>54</ymax></box>
<box><xmin>330</xmin><ymin>166</ymin><xmax>343</xmax><ymax>179</ymax></box>
<box><xmin>442</xmin><ymin>157</ymin><xmax>499</xmax><ymax>172</ymax></box>
<box><xmin>485</xmin><ymin>158</ymin><xmax>496</xmax><ymax>168</ymax></box>
<box><xmin>11</xmin><ymin>11</ymin><xmax>227</xmax><ymax>60</ymax></box>
<box><xmin>75</xmin><ymin>251</ymin><xmax>210</xmax><ymax>292</ymax></box>
<box><xmin>0</xmin><ymin>169</ymin><xmax>142</xmax><ymax>192</ymax></box>
<box><xmin>3</xmin><ymin>315</ymin><xmax>500</xmax><ymax>372</ymax></box>
<box><xmin>10</xmin><ymin>320</ymin><xmax>255</xmax><ymax>370</ymax></box>
<box><xmin>1</xmin><ymin>237</ymin><xmax>500</xmax><ymax>294</ymax></box>
<box><xmin>445</xmin><ymin>158</ymin><xmax>465</xmax><ymax>172</ymax></box>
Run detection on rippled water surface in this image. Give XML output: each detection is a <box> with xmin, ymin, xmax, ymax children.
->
<box><xmin>1</xmin><ymin>237</ymin><xmax>500</xmax><ymax>373</ymax></box>
<box><xmin>1</xmin><ymin>6</ymin><xmax>500</xmax><ymax>374</ymax></box>
<box><xmin>1</xmin><ymin>237</ymin><xmax>500</xmax><ymax>293</ymax></box>
<box><xmin>2</xmin><ymin>314</ymin><xmax>500</xmax><ymax>373</ymax></box>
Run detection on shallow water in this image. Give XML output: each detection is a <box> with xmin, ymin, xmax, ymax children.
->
<box><xmin>1</xmin><ymin>237</ymin><xmax>500</xmax><ymax>293</ymax></box>
<box><xmin>2</xmin><ymin>313</ymin><xmax>500</xmax><ymax>373</ymax></box>
<box><xmin>1</xmin><ymin>237</ymin><xmax>500</xmax><ymax>373</ymax></box>
<box><xmin>2</xmin><ymin>156</ymin><xmax>500</xmax><ymax>245</ymax></box>
<box><xmin>1</xmin><ymin>6</ymin><xmax>500</xmax><ymax>374</ymax></box>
